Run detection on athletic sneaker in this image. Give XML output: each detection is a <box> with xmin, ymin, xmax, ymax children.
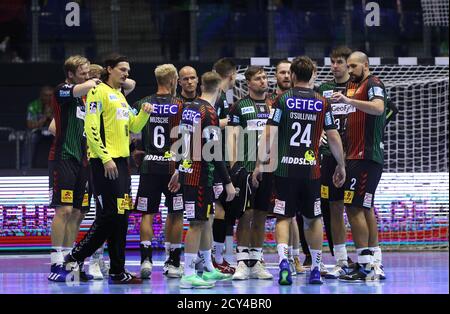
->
<box><xmin>293</xmin><ymin>256</ymin><xmax>306</xmax><ymax>274</ymax></box>
<box><xmin>109</xmin><ymin>272</ymin><xmax>142</xmax><ymax>284</ymax></box>
<box><xmin>278</xmin><ymin>259</ymin><xmax>292</xmax><ymax>285</ymax></box>
<box><xmin>250</xmin><ymin>261</ymin><xmax>273</xmax><ymax>280</ymax></box>
<box><xmin>166</xmin><ymin>264</ymin><xmax>183</xmax><ymax>278</ymax></box>
<box><xmin>180</xmin><ymin>274</ymin><xmax>215</xmax><ymax>289</ymax></box>
<box><xmin>232</xmin><ymin>261</ymin><xmax>250</xmax><ymax>280</ymax></box>
<box><xmin>288</xmin><ymin>259</ymin><xmax>297</xmax><ymax>277</ymax></box>
<box><xmin>48</xmin><ymin>263</ymin><xmax>78</xmax><ymax>282</ymax></box>
<box><xmin>309</xmin><ymin>266</ymin><xmax>323</xmax><ymax>284</ymax></box>
<box><xmin>140</xmin><ymin>260</ymin><xmax>152</xmax><ymax>279</ymax></box>
<box><xmin>339</xmin><ymin>263</ymin><xmax>379</xmax><ymax>282</ymax></box>
<box><xmin>324</xmin><ymin>261</ymin><xmax>349</xmax><ymax>279</ymax></box>
<box><xmin>88</xmin><ymin>260</ymin><xmax>104</xmax><ymax>280</ymax></box>
<box><xmin>374</xmin><ymin>263</ymin><xmax>386</xmax><ymax>280</ymax></box>
<box><xmin>213</xmin><ymin>257</ymin><xmax>236</xmax><ymax>274</ymax></box>
<box><xmin>202</xmin><ymin>268</ymin><xmax>232</xmax><ymax>282</ymax></box>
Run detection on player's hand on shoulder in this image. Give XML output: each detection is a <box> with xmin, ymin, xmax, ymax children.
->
<box><xmin>141</xmin><ymin>102</ymin><xmax>153</xmax><ymax>114</ymax></box>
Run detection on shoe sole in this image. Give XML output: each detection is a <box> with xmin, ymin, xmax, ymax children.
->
<box><xmin>309</xmin><ymin>279</ymin><xmax>323</xmax><ymax>284</ymax></box>
<box><xmin>338</xmin><ymin>278</ymin><xmax>366</xmax><ymax>283</ymax></box>
<box><xmin>250</xmin><ymin>275</ymin><xmax>274</xmax><ymax>280</ymax></box>
<box><xmin>179</xmin><ymin>283</ymin><xmax>214</xmax><ymax>289</ymax></box>
<box><xmin>278</xmin><ymin>270</ymin><xmax>292</xmax><ymax>285</ymax></box>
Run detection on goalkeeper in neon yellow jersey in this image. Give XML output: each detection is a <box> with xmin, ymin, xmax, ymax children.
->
<box><xmin>63</xmin><ymin>54</ymin><xmax>153</xmax><ymax>285</ymax></box>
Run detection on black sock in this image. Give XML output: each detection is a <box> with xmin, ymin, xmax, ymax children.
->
<box><xmin>169</xmin><ymin>248</ymin><xmax>182</xmax><ymax>267</ymax></box>
<box><xmin>212</xmin><ymin>218</ymin><xmax>227</xmax><ymax>243</ymax></box>
<box><xmin>247</xmin><ymin>248</ymin><xmax>258</xmax><ymax>267</ymax></box>
<box><xmin>140</xmin><ymin>243</ymin><xmax>153</xmax><ymax>264</ymax></box>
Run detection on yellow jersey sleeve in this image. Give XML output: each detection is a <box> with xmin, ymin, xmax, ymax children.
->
<box><xmin>85</xmin><ymin>86</ymin><xmax>112</xmax><ymax>164</ymax></box>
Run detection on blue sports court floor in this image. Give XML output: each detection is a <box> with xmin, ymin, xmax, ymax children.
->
<box><xmin>0</xmin><ymin>251</ymin><xmax>447</xmax><ymax>294</ymax></box>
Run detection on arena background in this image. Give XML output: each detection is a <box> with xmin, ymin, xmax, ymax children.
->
<box><xmin>0</xmin><ymin>0</ymin><xmax>448</xmax><ymax>253</ymax></box>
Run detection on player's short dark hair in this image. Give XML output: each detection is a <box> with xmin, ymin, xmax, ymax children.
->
<box><xmin>290</xmin><ymin>56</ymin><xmax>315</xmax><ymax>83</ymax></box>
<box><xmin>101</xmin><ymin>53</ymin><xmax>129</xmax><ymax>81</ymax></box>
<box><xmin>330</xmin><ymin>46</ymin><xmax>352</xmax><ymax>60</ymax></box>
<box><xmin>244</xmin><ymin>66</ymin><xmax>265</xmax><ymax>81</ymax></box>
<box><xmin>213</xmin><ymin>58</ymin><xmax>236</xmax><ymax>78</ymax></box>
<box><xmin>201</xmin><ymin>71</ymin><xmax>222</xmax><ymax>93</ymax></box>
<box><xmin>275</xmin><ymin>59</ymin><xmax>291</xmax><ymax>73</ymax></box>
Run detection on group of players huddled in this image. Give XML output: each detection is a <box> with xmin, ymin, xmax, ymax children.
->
<box><xmin>47</xmin><ymin>46</ymin><xmax>396</xmax><ymax>288</ymax></box>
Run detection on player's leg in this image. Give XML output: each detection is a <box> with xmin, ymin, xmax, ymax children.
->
<box><xmin>135</xmin><ymin>174</ymin><xmax>161</xmax><ymax>279</ymax></box>
<box><xmin>365</xmin><ymin>207</ymin><xmax>384</xmax><ymax>278</ymax></box>
<box><xmin>164</xmin><ymin>185</ymin><xmax>184</xmax><ymax>278</ymax></box>
<box><xmin>139</xmin><ymin>213</ymin><xmax>154</xmax><ymax>278</ymax></box>
<box><xmin>199</xmin><ymin>211</ymin><xmax>232</xmax><ymax>282</ymax></box>
<box><xmin>290</xmin><ymin>218</ymin><xmax>306</xmax><ymax>274</ymax></box>
<box><xmin>301</xmin><ymin>179</ymin><xmax>324</xmax><ymax>284</ymax></box>
<box><xmin>232</xmin><ymin>209</ymin><xmax>252</xmax><ymax>280</ymax></box>
<box><xmin>248</xmin><ymin>173</ymin><xmax>273</xmax><ymax>280</ymax></box>
<box><xmin>296</xmin><ymin>214</ymin><xmax>311</xmax><ymax>268</ymax></box>
<box><xmin>48</xmin><ymin>159</ymin><xmax>78</xmax><ymax>281</ymax></box>
<box><xmin>180</xmin><ymin>185</ymin><xmax>214</xmax><ymax>288</ymax></box>
<box><xmin>249</xmin><ymin>209</ymin><xmax>272</xmax><ymax>279</ymax></box>
<box><xmin>271</xmin><ymin>176</ymin><xmax>296</xmax><ymax>285</ymax></box>
<box><xmin>212</xmin><ymin>202</ymin><xmax>226</xmax><ymax>264</ymax></box>
<box><xmin>340</xmin><ymin>160</ymin><xmax>382</xmax><ymax>282</ymax></box>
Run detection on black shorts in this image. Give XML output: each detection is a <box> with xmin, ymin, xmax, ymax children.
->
<box><xmin>90</xmin><ymin>158</ymin><xmax>132</xmax><ymax>216</ymax></box>
<box><xmin>320</xmin><ymin>154</ymin><xmax>344</xmax><ymax>202</ymax></box>
<box><xmin>183</xmin><ymin>184</ymin><xmax>214</xmax><ymax>222</ymax></box>
<box><xmin>343</xmin><ymin>160</ymin><xmax>383</xmax><ymax>209</ymax></box>
<box><xmin>49</xmin><ymin>159</ymin><xmax>91</xmax><ymax>212</ymax></box>
<box><xmin>248</xmin><ymin>172</ymin><xmax>273</xmax><ymax>212</ymax></box>
<box><xmin>271</xmin><ymin>176</ymin><xmax>322</xmax><ymax>219</ymax></box>
<box><xmin>134</xmin><ymin>173</ymin><xmax>183</xmax><ymax>214</ymax></box>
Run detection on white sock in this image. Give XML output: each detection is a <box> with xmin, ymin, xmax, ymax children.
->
<box><xmin>292</xmin><ymin>248</ymin><xmax>300</xmax><ymax>257</ymax></box>
<box><xmin>165</xmin><ymin>242</ymin><xmax>170</xmax><ymax>260</ymax></box>
<box><xmin>310</xmin><ymin>249</ymin><xmax>322</xmax><ymax>270</ymax></box>
<box><xmin>236</xmin><ymin>246</ymin><xmax>249</xmax><ymax>263</ymax></box>
<box><xmin>50</xmin><ymin>246</ymin><xmax>63</xmax><ymax>265</ymax></box>
<box><xmin>356</xmin><ymin>248</ymin><xmax>372</xmax><ymax>265</ymax></box>
<box><xmin>213</xmin><ymin>241</ymin><xmax>225</xmax><ymax>264</ymax></box>
<box><xmin>140</xmin><ymin>241</ymin><xmax>152</xmax><ymax>247</ymax></box>
<box><xmin>369</xmin><ymin>246</ymin><xmax>382</xmax><ymax>264</ymax></box>
<box><xmin>277</xmin><ymin>243</ymin><xmax>289</xmax><ymax>264</ymax></box>
<box><xmin>334</xmin><ymin>244</ymin><xmax>348</xmax><ymax>265</ymax></box>
<box><xmin>184</xmin><ymin>253</ymin><xmax>197</xmax><ymax>276</ymax></box>
<box><xmin>199</xmin><ymin>250</ymin><xmax>214</xmax><ymax>272</ymax></box>
<box><xmin>249</xmin><ymin>247</ymin><xmax>263</xmax><ymax>262</ymax></box>
<box><xmin>170</xmin><ymin>243</ymin><xmax>181</xmax><ymax>250</ymax></box>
